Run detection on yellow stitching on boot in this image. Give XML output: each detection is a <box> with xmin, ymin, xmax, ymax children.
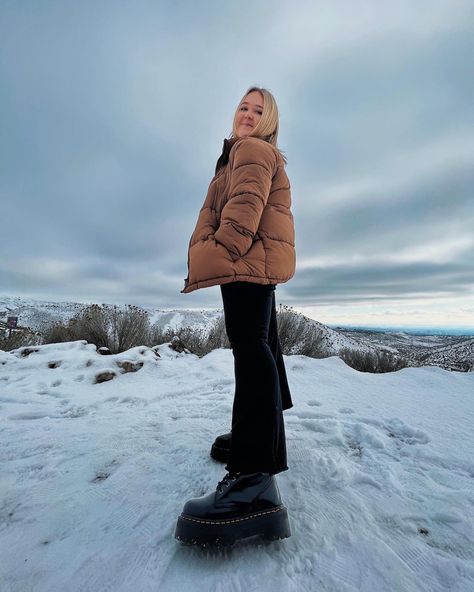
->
<box><xmin>180</xmin><ymin>506</ymin><xmax>285</xmax><ymax>525</ymax></box>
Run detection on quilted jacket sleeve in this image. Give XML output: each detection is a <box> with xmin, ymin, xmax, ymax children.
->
<box><xmin>214</xmin><ymin>137</ymin><xmax>277</xmax><ymax>261</ymax></box>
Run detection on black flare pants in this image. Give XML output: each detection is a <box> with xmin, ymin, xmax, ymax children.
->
<box><xmin>220</xmin><ymin>280</ymin><xmax>292</xmax><ymax>476</ymax></box>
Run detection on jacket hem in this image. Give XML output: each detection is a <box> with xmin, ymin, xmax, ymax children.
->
<box><xmin>181</xmin><ymin>272</ymin><xmax>293</xmax><ymax>294</ymax></box>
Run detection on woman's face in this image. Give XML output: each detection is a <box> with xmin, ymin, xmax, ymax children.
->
<box><xmin>234</xmin><ymin>91</ymin><xmax>264</xmax><ymax>138</ymax></box>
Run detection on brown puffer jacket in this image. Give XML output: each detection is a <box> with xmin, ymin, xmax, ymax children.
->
<box><xmin>181</xmin><ymin>135</ymin><xmax>296</xmax><ymax>294</ymax></box>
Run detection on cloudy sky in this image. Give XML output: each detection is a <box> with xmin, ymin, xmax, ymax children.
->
<box><xmin>1</xmin><ymin>0</ymin><xmax>473</xmax><ymax>329</ymax></box>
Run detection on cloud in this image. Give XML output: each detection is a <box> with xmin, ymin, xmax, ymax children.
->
<box><xmin>292</xmin><ymin>258</ymin><xmax>474</xmax><ymax>304</ymax></box>
<box><xmin>0</xmin><ymin>1</ymin><xmax>472</xmax><ymax>327</ymax></box>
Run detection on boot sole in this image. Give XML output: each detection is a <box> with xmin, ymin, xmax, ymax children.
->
<box><xmin>175</xmin><ymin>505</ymin><xmax>291</xmax><ymax>547</ymax></box>
<box><xmin>210</xmin><ymin>443</ymin><xmax>230</xmax><ymax>463</ymax></box>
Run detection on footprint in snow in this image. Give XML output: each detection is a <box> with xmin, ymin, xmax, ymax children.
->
<box><xmin>91</xmin><ymin>459</ymin><xmax>120</xmax><ymax>483</ymax></box>
<box><xmin>38</xmin><ymin>389</ymin><xmax>63</xmax><ymax>399</ymax></box>
<box><xmin>385</xmin><ymin>418</ymin><xmax>430</xmax><ymax>445</ymax></box>
<box><xmin>60</xmin><ymin>405</ymin><xmax>90</xmax><ymax>418</ymax></box>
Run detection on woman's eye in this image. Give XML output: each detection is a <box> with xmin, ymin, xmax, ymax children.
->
<box><xmin>240</xmin><ymin>107</ymin><xmax>262</xmax><ymax>115</ymax></box>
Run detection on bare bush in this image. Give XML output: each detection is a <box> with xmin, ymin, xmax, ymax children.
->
<box><xmin>42</xmin><ymin>304</ymin><xmax>151</xmax><ymax>354</ymax></box>
<box><xmin>458</xmin><ymin>360</ymin><xmax>474</xmax><ymax>372</ymax></box>
<box><xmin>109</xmin><ymin>305</ymin><xmax>150</xmax><ymax>352</ymax></box>
<box><xmin>169</xmin><ymin>325</ymin><xmax>209</xmax><ymax>357</ymax></box>
<box><xmin>69</xmin><ymin>304</ymin><xmax>110</xmax><ymax>350</ymax></box>
<box><xmin>37</xmin><ymin>299</ymin><xmax>332</xmax><ymax>363</ymax></box>
<box><xmin>148</xmin><ymin>321</ymin><xmax>172</xmax><ymax>347</ymax></box>
<box><xmin>42</xmin><ymin>322</ymin><xmax>77</xmax><ymax>345</ymax></box>
<box><xmin>174</xmin><ymin>306</ymin><xmax>326</xmax><ymax>359</ymax></box>
<box><xmin>0</xmin><ymin>328</ymin><xmax>42</xmax><ymax>352</ymax></box>
<box><xmin>149</xmin><ymin>306</ymin><xmax>325</xmax><ymax>360</ymax></box>
<box><xmin>206</xmin><ymin>314</ymin><xmax>230</xmax><ymax>351</ymax></box>
<box><xmin>149</xmin><ymin>314</ymin><xmax>229</xmax><ymax>357</ymax></box>
<box><xmin>339</xmin><ymin>347</ymin><xmax>408</xmax><ymax>373</ymax></box>
<box><xmin>276</xmin><ymin>304</ymin><xmax>327</xmax><ymax>358</ymax></box>
<box><xmin>276</xmin><ymin>304</ymin><xmax>303</xmax><ymax>355</ymax></box>
<box><xmin>298</xmin><ymin>326</ymin><xmax>327</xmax><ymax>358</ymax></box>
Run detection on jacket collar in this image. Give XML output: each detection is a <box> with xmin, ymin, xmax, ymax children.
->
<box><xmin>215</xmin><ymin>136</ymin><xmax>239</xmax><ymax>175</ymax></box>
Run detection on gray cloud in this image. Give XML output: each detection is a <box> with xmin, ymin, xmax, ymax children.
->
<box><xmin>292</xmin><ymin>258</ymin><xmax>474</xmax><ymax>304</ymax></box>
<box><xmin>296</xmin><ymin>162</ymin><xmax>474</xmax><ymax>257</ymax></box>
<box><xmin>0</xmin><ymin>1</ymin><xmax>473</xmax><ymax>326</ymax></box>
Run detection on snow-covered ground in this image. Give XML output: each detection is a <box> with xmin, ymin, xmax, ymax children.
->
<box><xmin>0</xmin><ymin>341</ymin><xmax>473</xmax><ymax>592</ymax></box>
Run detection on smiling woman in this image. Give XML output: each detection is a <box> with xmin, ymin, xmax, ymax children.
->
<box><xmin>234</xmin><ymin>90</ymin><xmax>263</xmax><ymax>136</ymax></box>
<box><xmin>232</xmin><ymin>86</ymin><xmax>287</xmax><ymax>155</ymax></box>
<box><xmin>181</xmin><ymin>87</ymin><xmax>294</xmax><ymax>293</ymax></box>
<box><xmin>176</xmin><ymin>86</ymin><xmax>296</xmax><ymax>548</ymax></box>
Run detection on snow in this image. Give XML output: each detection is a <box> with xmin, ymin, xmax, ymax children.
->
<box><xmin>0</xmin><ymin>340</ymin><xmax>473</xmax><ymax>592</ymax></box>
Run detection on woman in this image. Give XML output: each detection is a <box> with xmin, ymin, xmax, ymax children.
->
<box><xmin>175</xmin><ymin>86</ymin><xmax>296</xmax><ymax>547</ymax></box>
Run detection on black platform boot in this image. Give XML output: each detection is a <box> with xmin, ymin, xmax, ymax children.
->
<box><xmin>174</xmin><ymin>471</ymin><xmax>291</xmax><ymax>547</ymax></box>
<box><xmin>210</xmin><ymin>431</ymin><xmax>232</xmax><ymax>463</ymax></box>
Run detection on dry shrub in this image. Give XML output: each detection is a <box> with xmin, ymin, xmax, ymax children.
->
<box><xmin>166</xmin><ymin>325</ymin><xmax>216</xmax><ymax>357</ymax></box>
<box><xmin>340</xmin><ymin>347</ymin><xmax>408</xmax><ymax>373</ymax></box>
<box><xmin>148</xmin><ymin>323</ymin><xmax>174</xmax><ymax>347</ymax></box>
<box><xmin>108</xmin><ymin>305</ymin><xmax>150</xmax><ymax>352</ymax></box>
<box><xmin>205</xmin><ymin>314</ymin><xmax>230</xmax><ymax>351</ymax></box>
<box><xmin>152</xmin><ymin>306</ymin><xmax>326</xmax><ymax>359</ymax></box>
<box><xmin>168</xmin><ymin>305</ymin><xmax>327</xmax><ymax>359</ymax></box>
<box><xmin>41</xmin><ymin>322</ymin><xmax>76</xmax><ymax>345</ymax></box>
<box><xmin>276</xmin><ymin>304</ymin><xmax>327</xmax><ymax>357</ymax></box>
<box><xmin>0</xmin><ymin>327</ymin><xmax>42</xmax><ymax>352</ymax></box>
<box><xmin>42</xmin><ymin>304</ymin><xmax>150</xmax><ymax>354</ymax></box>
<box><xmin>38</xmin><ymin>301</ymin><xmax>329</xmax><ymax>362</ymax></box>
<box><xmin>150</xmin><ymin>314</ymin><xmax>229</xmax><ymax>357</ymax></box>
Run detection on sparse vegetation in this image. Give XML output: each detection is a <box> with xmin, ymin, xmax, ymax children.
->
<box><xmin>0</xmin><ymin>326</ymin><xmax>41</xmax><ymax>352</ymax></box>
<box><xmin>167</xmin><ymin>304</ymin><xmax>328</xmax><ymax>359</ymax></box>
<box><xmin>339</xmin><ymin>347</ymin><xmax>409</xmax><ymax>373</ymax></box>
<box><xmin>276</xmin><ymin>304</ymin><xmax>327</xmax><ymax>358</ymax></box>
<box><xmin>149</xmin><ymin>314</ymin><xmax>230</xmax><ymax>357</ymax></box>
<box><xmin>38</xmin><ymin>302</ymin><xmax>328</xmax><ymax>359</ymax></box>
<box><xmin>3</xmin><ymin>302</ymin><xmax>446</xmax><ymax>373</ymax></box>
<box><xmin>42</xmin><ymin>304</ymin><xmax>151</xmax><ymax>354</ymax></box>
<box><xmin>458</xmin><ymin>360</ymin><xmax>474</xmax><ymax>372</ymax></box>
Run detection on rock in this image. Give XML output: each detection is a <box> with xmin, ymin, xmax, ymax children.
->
<box><xmin>95</xmin><ymin>371</ymin><xmax>116</xmax><ymax>384</ymax></box>
<box><xmin>169</xmin><ymin>335</ymin><xmax>187</xmax><ymax>353</ymax></box>
<box><xmin>117</xmin><ymin>360</ymin><xmax>144</xmax><ymax>373</ymax></box>
<box><xmin>20</xmin><ymin>347</ymin><xmax>39</xmax><ymax>357</ymax></box>
<box><xmin>98</xmin><ymin>347</ymin><xmax>112</xmax><ymax>356</ymax></box>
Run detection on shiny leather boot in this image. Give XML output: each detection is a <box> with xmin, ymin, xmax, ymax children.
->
<box><xmin>174</xmin><ymin>471</ymin><xmax>291</xmax><ymax>547</ymax></box>
<box><xmin>210</xmin><ymin>431</ymin><xmax>232</xmax><ymax>463</ymax></box>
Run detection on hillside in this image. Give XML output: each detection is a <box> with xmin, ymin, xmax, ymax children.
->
<box><xmin>338</xmin><ymin>327</ymin><xmax>474</xmax><ymax>372</ymax></box>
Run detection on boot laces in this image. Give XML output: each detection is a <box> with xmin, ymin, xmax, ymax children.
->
<box><xmin>217</xmin><ymin>472</ymin><xmax>240</xmax><ymax>492</ymax></box>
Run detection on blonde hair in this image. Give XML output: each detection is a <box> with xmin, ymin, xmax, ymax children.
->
<box><xmin>230</xmin><ymin>86</ymin><xmax>287</xmax><ymax>164</ymax></box>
